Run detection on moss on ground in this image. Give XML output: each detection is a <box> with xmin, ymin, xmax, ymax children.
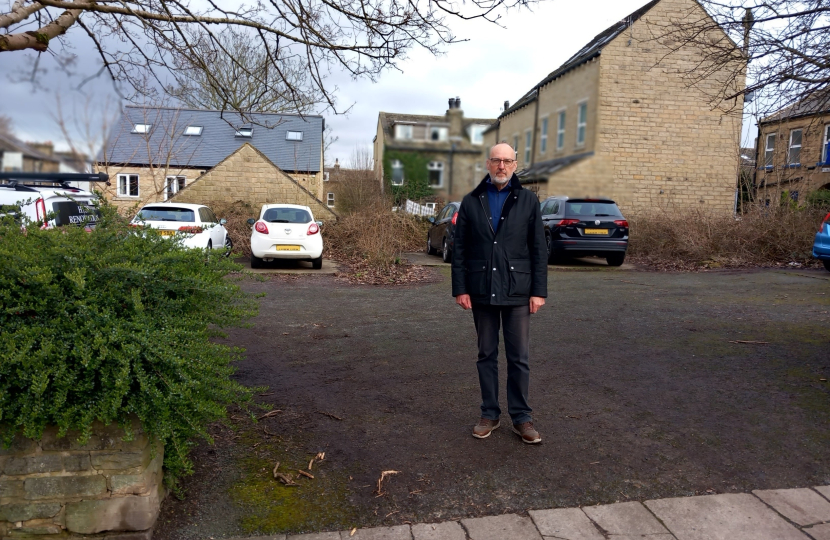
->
<box><xmin>227</xmin><ymin>419</ymin><xmax>359</xmax><ymax>534</ymax></box>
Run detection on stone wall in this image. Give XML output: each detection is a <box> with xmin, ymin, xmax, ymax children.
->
<box><xmin>0</xmin><ymin>420</ymin><xmax>163</xmax><ymax>540</ymax></box>
<box><xmin>596</xmin><ymin>0</ymin><xmax>745</xmax><ymax>214</ymax></box>
<box><xmin>93</xmin><ymin>164</ymin><xmax>206</xmax><ymax>216</ymax></box>
<box><xmin>171</xmin><ymin>143</ymin><xmax>337</xmax><ymax>222</ymax></box>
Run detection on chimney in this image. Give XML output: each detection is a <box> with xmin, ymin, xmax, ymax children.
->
<box><xmin>334</xmin><ymin>158</ymin><xmax>340</xmax><ymax>171</ymax></box>
<box><xmin>503</xmin><ymin>100</ymin><xmax>510</xmax><ymax>111</ymax></box>
<box><xmin>28</xmin><ymin>141</ymin><xmax>54</xmax><ymax>157</ymax></box>
<box><xmin>447</xmin><ymin>96</ymin><xmax>463</xmax><ymax>138</ymax></box>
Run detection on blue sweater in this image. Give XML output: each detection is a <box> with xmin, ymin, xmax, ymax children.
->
<box><xmin>486</xmin><ymin>179</ymin><xmax>511</xmax><ymax>233</ymax></box>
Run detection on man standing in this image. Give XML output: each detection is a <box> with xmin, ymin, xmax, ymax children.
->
<box><xmin>451</xmin><ymin>142</ymin><xmax>547</xmax><ymax>444</ymax></box>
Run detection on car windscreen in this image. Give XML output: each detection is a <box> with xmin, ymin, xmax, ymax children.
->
<box><xmin>135</xmin><ymin>207</ymin><xmax>196</xmax><ymax>222</ymax></box>
<box><xmin>564</xmin><ymin>201</ymin><xmax>622</xmax><ymax>218</ymax></box>
<box><xmin>262</xmin><ymin>208</ymin><xmax>311</xmax><ymax>223</ymax></box>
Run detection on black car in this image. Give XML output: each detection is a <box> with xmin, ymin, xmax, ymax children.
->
<box><xmin>541</xmin><ymin>196</ymin><xmax>629</xmax><ymax>266</ymax></box>
<box><xmin>427</xmin><ymin>202</ymin><xmax>460</xmax><ymax>263</ymax></box>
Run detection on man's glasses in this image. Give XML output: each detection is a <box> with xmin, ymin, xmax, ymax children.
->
<box><xmin>488</xmin><ymin>158</ymin><xmax>516</xmax><ymax>166</ymax></box>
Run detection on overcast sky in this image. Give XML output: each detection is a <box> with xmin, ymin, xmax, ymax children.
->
<box><xmin>0</xmin><ymin>0</ymin><xmax>759</xmax><ymax>166</ymax></box>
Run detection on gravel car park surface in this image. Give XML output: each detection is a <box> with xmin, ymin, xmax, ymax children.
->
<box><xmin>155</xmin><ymin>266</ymin><xmax>830</xmax><ymax>538</ymax></box>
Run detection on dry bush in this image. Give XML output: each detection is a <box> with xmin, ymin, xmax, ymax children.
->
<box><xmin>203</xmin><ymin>200</ymin><xmax>258</xmax><ymax>257</ymax></box>
<box><xmin>628</xmin><ymin>205</ymin><xmax>826</xmax><ymax>269</ymax></box>
<box><xmin>323</xmin><ymin>196</ymin><xmax>429</xmax><ymax>270</ymax></box>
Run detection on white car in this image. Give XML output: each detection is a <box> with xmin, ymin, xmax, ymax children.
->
<box><xmin>248</xmin><ymin>204</ymin><xmax>323</xmax><ymax>269</ymax></box>
<box><xmin>0</xmin><ymin>172</ymin><xmax>102</xmax><ymax>228</ymax></box>
<box><xmin>131</xmin><ymin>202</ymin><xmax>232</xmax><ymax>253</ymax></box>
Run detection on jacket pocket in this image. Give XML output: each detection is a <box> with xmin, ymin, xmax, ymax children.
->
<box><xmin>507</xmin><ymin>259</ymin><xmax>531</xmax><ymax>297</ymax></box>
<box><xmin>466</xmin><ymin>260</ymin><xmax>488</xmax><ymax>296</ymax></box>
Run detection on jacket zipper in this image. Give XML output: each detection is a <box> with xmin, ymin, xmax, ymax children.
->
<box><xmin>479</xmin><ymin>190</ymin><xmax>511</xmax><ymax>237</ymax></box>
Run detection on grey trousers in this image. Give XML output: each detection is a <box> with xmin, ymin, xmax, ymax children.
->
<box><xmin>472</xmin><ymin>304</ymin><xmax>532</xmax><ymax>424</ymax></box>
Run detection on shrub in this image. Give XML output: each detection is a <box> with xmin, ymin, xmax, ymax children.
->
<box><xmin>628</xmin><ymin>205</ymin><xmax>825</xmax><ymax>268</ymax></box>
<box><xmin>323</xmin><ymin>197</ymin><xmax>429</xmax><ymax>269</ymax></box>
<box><xmin>0</xmin><ymin>204</ymin><xmax>258</xmax><ymax>489</ymax></box>
<box><xmin>203</xmin><ymin>200</ymin><xmax>258</xmax><ymax>258</ymax></box>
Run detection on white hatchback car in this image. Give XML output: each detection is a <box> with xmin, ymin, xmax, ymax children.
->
<box><xmin>131</xmin><ymin>202</ymin><xmax>232</xmax><ymax>253</ymax></box>
<box><xmin>248</xmin><ymin>204</ymin><xmax>323</xmax><ymax>269</ymax></box>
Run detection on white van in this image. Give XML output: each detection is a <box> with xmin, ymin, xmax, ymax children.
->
<box><xmin>0</xmin><ymin>172</ymin><xmax>105</xmax><ymax>228</ymax></box>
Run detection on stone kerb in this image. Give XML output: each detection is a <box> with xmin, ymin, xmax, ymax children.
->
<box><xmin>0</xmin><ymin>419</ymin><xmax>163</xmax><ymax>540</ymax></box>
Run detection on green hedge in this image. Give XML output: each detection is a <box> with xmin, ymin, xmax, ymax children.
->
<box><xmin>0</xmin><ymin>205</ymin><xmax>258</xmax><ymax>489</ymax></box>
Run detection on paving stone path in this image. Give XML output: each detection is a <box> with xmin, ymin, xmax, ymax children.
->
<box><xmin>230</xmin><ymin>486</ymin><xmax>830</xmax><ymax>540</ymax></box>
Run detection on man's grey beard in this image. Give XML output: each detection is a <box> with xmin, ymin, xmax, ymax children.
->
<box><xmin>492</xmin><ymin>174</ymin><xmax>509</xmax><ymax>185</ymax></box>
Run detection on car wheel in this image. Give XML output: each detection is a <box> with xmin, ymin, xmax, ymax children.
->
<box><xmin>824</xmin><ymin>260</ymin><xmax>830</xmax><ymax>272</ymax></box>
<box><xmin>606</xmin><ymin>253</ymin><xmax>626</xmax><ymax>267</ymax></box>
<box><xmin>251</xmin><ymin>255</ymin><xmax>263</xmax><ymax>269</ymax></box>
<box><xmin>223</xmin><ymin>235</ymin><xmax>233</xmax><ymax>257</ymax></box>
<box><xmin>545</xmin><ymin>233</ymin><xmax>558</xmax><ymax>264</ymax></box>
<box><xmin>427</xmin><ymin>236</ymin><xmax>437</xmax><ymax>255</ymax></box>
<box><xmin>442</xmin><ymin>238</ymin><xmax>452</xmax><ymax>263</ymax></box>
<box><xmin>312</xmin><ymin>256</ymin><xmax>323</xmax><ymax>270</ymax></box>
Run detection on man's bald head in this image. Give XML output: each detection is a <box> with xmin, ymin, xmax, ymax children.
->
<box><xmin>486</xmin><ymin>142</ymin><xmax>518</xmax><ymax>185</ymax></box>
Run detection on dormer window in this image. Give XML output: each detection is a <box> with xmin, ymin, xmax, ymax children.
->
<box><xmin>395</xmin><ymin>124</ymin><xmax>413</xmax><ymax>140</ymax></box>
<box><xmin>286</xmin><ymin>131</ymin><xmax>303</xmax><ymax>141</ymax></box>
<box><xmin>184</xmin><ymin>126</ymin><xmax>203</xmax><ymax>136</ymax></box>
<box><xmin>132</xmin><ymin>124</ymin><xmax>151</xmax><ymax>134</ymax></box>
<box><xmin>235</xmin><ymin>127</ymin><xmax>253</xmax><ymax>138</ymax></box>
<box><xmin>429</xmin><ymin>127</ymin><xmax>448</xmax><ymax>142</ymax></box>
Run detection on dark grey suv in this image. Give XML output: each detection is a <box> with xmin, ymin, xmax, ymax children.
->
<box><xmin>540</xmin><ymin>196</ymin><xmax>629</xmax><ymax>266</ymax></box>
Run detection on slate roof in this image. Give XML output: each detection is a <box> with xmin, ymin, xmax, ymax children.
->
<box><xmin>759</xmin><ymin>89</ymin><xmax>830</xmax><ymax>124</ymax></box>
<box><xmin>516</xmin><ymin>152</ymin><xmax>594</xmax><ymax>180</ymax></box>
<box><xmin>379</xmin><ymin>111</ymin><xmax>496</xmax><ymax>153</ymax></box>
<box><xmin>99</xmin><ymin>106</ymin><xmax>323</xmax><ymax>172</ymax></box>
<box><xmin>498</xmin><ymin>0</ymin><xmax>661</xmax><ymax>120</ymax></box>
<box><xmin>0</xmin><ymin>132</ymin><xmax>62</xmax><ymax>163</ymax></box>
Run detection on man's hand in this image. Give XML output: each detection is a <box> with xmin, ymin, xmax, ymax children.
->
<box><xmin>456</xmin><ymin>294</ymin><xmax>472</xmax><ymax>310</ymax></box>
<box><xmin>529</xmin><ymin>296</ymin><xmax>545</xmax><ymax>314</ymax></box>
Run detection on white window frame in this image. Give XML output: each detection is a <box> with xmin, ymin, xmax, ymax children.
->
<box><xmin>540</xmin><ymin>116</ymin><xmax>548</xmax><ymax>154</ymax></box>
<box><xmin>327</xmin><ymin>192</ymin><xmax>335</xmax><ymax>207</ymax></box>
<box><xmin>427</xmin><ymin>161</ymin><xmax>444</xmax><ymax>188</ymax></box>
<box><xmin>131</xmin><ymin>124</ymin><xmax>151</xmax><ymax>134</ymax></box>
<box><xmin>117</xmin><ymin>174</ymin><xmax>140</xmax><ymax>197</ymax></box>
<box><xmin>395</xmin><ymin>124</ymin><xmax>413</xmax><ymax>140</ymax></box>
<box><xmin>764</xmin><ymin>133</ymin><xmax>776</xmax><ymax>168</ymax></box>
<box><xmin>164</xmin><ymin>175</ymin><xmax>186</xmax><ymax>201</ymax></box>
<box><xmin>390</xmin><ymin>160</ymin><xmax>404</xmax><ymax>186</ymax></box>
<box><xmin>823</xmin><ymin>125</ymin><xmax>830</xmax><ymax>164</ymax></box>
<box><xmin>286</xmin><ymin>130</ymin><xmax>303</xmax><ymax>141</ymax></box>
<box><xmin>425</xmin><ymin>202</ymin><xmax>437</xmax><ymax>214</ymax></box>
<box><xmin>524</xmin><ymin>130</ymin><xmax>532</xmax><ymax>164</ymax></box>
<box><xmin>323</xmin><ymin>171</ymin><xmax>330</xmax><ymax>182</ymax></box>
<box><xmin>235</xmin><ymin>127</ymin><xmax>253</xmax><ymax>138</ymax></box>
<box><xmin>513</xmin><ymin>135</ymin><xmax>519</xmax><ymax>159</ymax></box>
<box><xmin>788</xmin><ymin>129</ymin><xmax>802</xmax><ymax>166</ymax></box>
<box><xmin>576</xmin><ymin>101</ymin><xmax>588</xmax><ymax>147</ymax></box>
<box><xmin>469</xmin><ymin>124</ymin><xmax>487</xmax><ymax>145</ymax></box>
<box><xmin>183</xmin><ymin>126</ymin><xmax>202</xmax><ymax>136</ymax></box>
<box><xmin>429</xmin><ymin>126</ymin><xmax>448</xmax><ymax>142</ymax></box>
<box><xmin>557</xmin><ymin>110</ymin><xmax>566</xmax><ymax>150</ymax></box>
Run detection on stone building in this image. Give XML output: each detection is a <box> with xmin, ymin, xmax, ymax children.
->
<box><xmin>96</xmin><ymin>106</ymin><xmax>326</xmax><ymax>214</ymax></box>
<box><xmin>373</xmin><ymin>99</ymin><xmax>495</xmax><ymax>202</ymax></box>
<box><xmin>0</xmin><ymin>134</ymin><xmax>83</xmax><ymax>174</ymax></box>
<box><xmin>754</xmin><ymin>92</ymin><xmax>830</xmax><ymax>206</ymax></box>
<box><xmin>482</xmin><ymin>0</ymin><xmax>746</xmax><ymax>215</ymax></box>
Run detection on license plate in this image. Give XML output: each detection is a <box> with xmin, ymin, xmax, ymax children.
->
<box><xmin>584</xmin><ymin>229</ymin><xmax>608</xmax><ymax>235</ymax></box>
<box><xmin>159</xmin><ymin>230</ymin><xmax>176</xmax><ymax>237</ymax></box>
<box><xmin>275</xmin><ymin>245</ymin><xmax>301</xmax><ymax>251</ymax></box>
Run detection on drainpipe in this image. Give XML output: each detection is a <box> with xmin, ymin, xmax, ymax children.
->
<box><xmin>530</xmin><ymin>92</ymin><xmax>540</xmax><ymax>167</ymax></box>
<box><xmin>448</xmin><ymin>142</ymin><xmax>455</xmax><ymax>196</ymax></box>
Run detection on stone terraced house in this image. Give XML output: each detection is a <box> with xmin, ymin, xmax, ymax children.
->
<box><xmin>754</xmin><ymin>91</ymin><xmax>830</xmax><ymax>206</ymax></box>
<box><xmin>373</xmin><ymin>98</ymin><xmax>496</xmax><ymax>203</ymax></box>
<box><xmin>96</xmin><ymin>106</ymin><xmax>334</xmax><ymax>220</ymax></box>
<box><xmin>482</xmin><ymin>0</ymin><xmax>746</xmax><ymax>214</ymax></box>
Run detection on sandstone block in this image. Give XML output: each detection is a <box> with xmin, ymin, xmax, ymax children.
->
<box><xmin>108</xmin><ymin>452</ymin><xmax>163</xmax><ymax>496</ymax></box>
<box><xmin>63</xmin><ymin>454</ymin><xmax>92</xmax><ymax>473</ymax></box>
<box><xmin>3</xmin><ymin>455</ymin><xmax>64</xmax><ymax>476</ymax></box>
<box><xmin>24</xmin><ymin>475</ymin><xmax>107</xmax><ymax>500</ymax></box>
<box><xmin>0</xmin><ymin>502</ymin><xmax>61</xmax><ymax>522</ymax></box>
<box><xmin>0</xmin><ymin>436</ymin><xmax>37</xmax><ymax>456</ymax></box>
<box><xmin>91</xmin><ymin>448</ymin><xmax>150</xmax><ymax>472</ymax></box>
<box><xmin>65</xmin><ymin>492</ymin><xmax>160</xmax><ymax>534</ymax></box>
<box><xmin>0</xmin><ymin>479</ymin><xmax>25</xmax><ymax>498</ymax></box>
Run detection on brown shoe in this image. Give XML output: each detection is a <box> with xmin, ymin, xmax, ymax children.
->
<box><xmin>472</xmin><ymin>418</ymin><xmax>500</xmax><ymax>439</ymax></box>
<box><xmin>512</xmin><ymin>421</ymin><xmax>541</xmax><ymax>444</ymax></box>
